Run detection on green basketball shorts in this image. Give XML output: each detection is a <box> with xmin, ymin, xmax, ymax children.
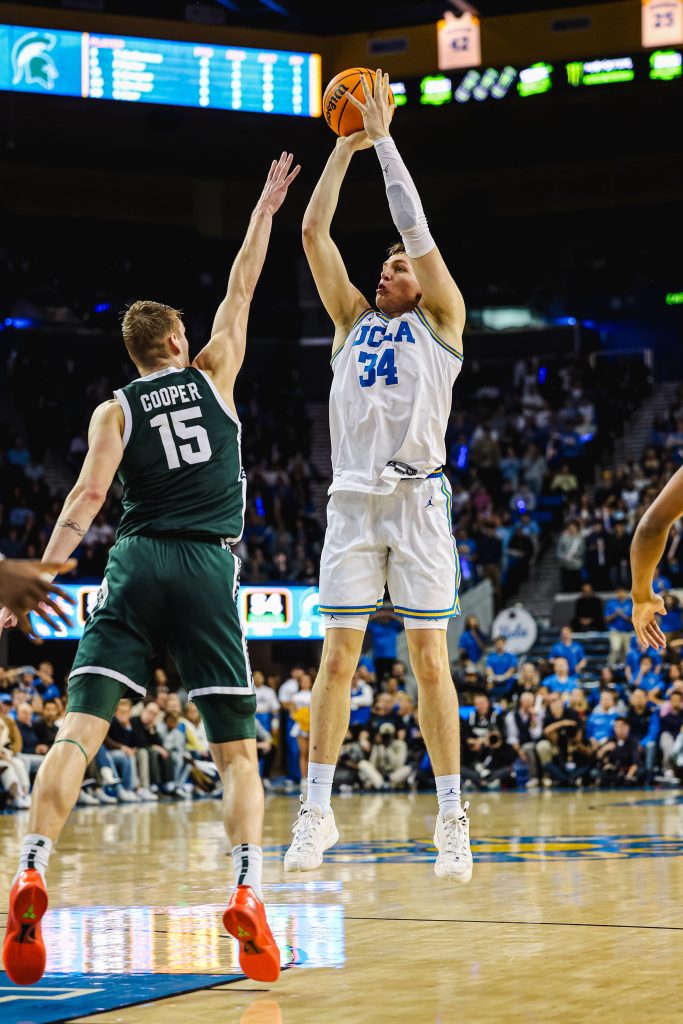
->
<box><xmin>67</xmin><ymin>535</ymin><xmax>256</xmax><ymax>743</ymax></box>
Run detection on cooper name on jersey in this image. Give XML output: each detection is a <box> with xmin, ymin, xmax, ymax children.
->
<box><xmin>139</xmin><ymin>381</ymin><xmax>202</xmax><ymax>412</ymax></box>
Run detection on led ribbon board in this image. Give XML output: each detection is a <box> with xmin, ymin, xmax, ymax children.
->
<box><xmin>29</xmin><ymin>583</ymin><xmax>325</xmax><ymax>640</ymax></box>
<box><xmin>0</xmin><ymin>23</ymin><xmax>322</xmax><ymax>116</ymax></box>
<box><xmin>566</xmin><ymin>57</ymin><xmax>634</xmax><ymax>86</ymax></box>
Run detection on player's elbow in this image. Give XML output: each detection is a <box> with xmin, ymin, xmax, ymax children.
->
<box><xmin>75</xmin><ymin>484</ymin><xmax>107</xmax><ymax>509</ymax></box>
<box><xmin>302</xmin><ymin>219</ymin><xmax>324</xmax><ymax>248</ymax></box>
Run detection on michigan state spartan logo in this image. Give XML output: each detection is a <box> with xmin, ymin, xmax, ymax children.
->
<box><xmin>12</xmin><ymin>31</ymin><xmax>59</xmax><ymax>90</ymax></box>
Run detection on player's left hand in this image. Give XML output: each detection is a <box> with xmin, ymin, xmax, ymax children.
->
<box><xmin>346</xmin><ymin>68</ymin><xmax>396</xmax><ymax>141</ymax></box>
<box><xmin>256</xmin><ymin>151</ymin><xmax>301</xmax><ymax>217</ymax></box>
<box><xmin>632</xmin><ymin>591</ymin><xmax>667</xmax><ymax>649</ymax></box>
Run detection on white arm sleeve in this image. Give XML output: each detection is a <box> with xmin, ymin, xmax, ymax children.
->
<box><xmin>374</xmin><ymin>135</ymin><xmax>435</xmax><ymax>259</ymax></box>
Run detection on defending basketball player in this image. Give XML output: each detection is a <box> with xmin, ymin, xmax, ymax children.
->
<box><xmin>630</xmin><ymin>466</ymin><xmax>683</xmax><ymax>649</ymax></box>
<box><xmin>284</xmin><ymin>71</ymin><xmax>473</xmax><ymax>882</ymax></box>
<box><xmin>2</xmin><ymin>152</ymin><xmax>300</xmax><ymax>986</ymax></box>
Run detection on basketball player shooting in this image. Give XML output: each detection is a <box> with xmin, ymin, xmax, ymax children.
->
<box><xmin>284</xmin><ymin>70</ymin><xmax>472</xmax><ymax>882</ymax></box>
<box><xmin>630</xmin><ymin>467</ymin><xmax>683</xmax><ymax>649</ymax></box>
<box><xmin>2</xmin><ymin>153</ymin><xmax>299</xmax><ymax>987</ymax></box>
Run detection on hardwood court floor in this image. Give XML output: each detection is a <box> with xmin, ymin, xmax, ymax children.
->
<box><xmin>2</xmin><ymin>789</ymin><xmax>683</xmax><ymax>1024</ymax></box>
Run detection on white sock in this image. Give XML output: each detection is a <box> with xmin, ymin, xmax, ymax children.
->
<box><xmin>435</xmin><ymin>774</ymin><xmax>462</xmax><ymax>816</ymax></box>
<box><xmin>307</xmin><ymin>762</ymin><xmax>335</xmax><ymax>814</ymax></box>
<box><xmin>232</xmin><ymin>843</ymin><xmax>263</xmax><ymax>902</ymax></box>
<box><xmin>16</xmin><ymin>833</ymin><xmax>53</xmax><ymax>883</ymax></box>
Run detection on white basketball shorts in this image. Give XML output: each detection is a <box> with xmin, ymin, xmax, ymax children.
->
<box><xmin>318</xmin><ymin>474</ymin><xmax>461</xmax><ymax>631</ymax></box>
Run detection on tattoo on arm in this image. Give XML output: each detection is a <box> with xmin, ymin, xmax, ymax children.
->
<box><xmin>57</xmin><ymin>519</ymin><xmax>86</xmax><ymax>538</ymax></box>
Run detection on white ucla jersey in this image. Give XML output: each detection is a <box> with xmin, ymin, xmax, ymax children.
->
<box><xmin>328</xmin><ymin>306</ymin><xmax>463</xmax><ymax>495</ymax></box>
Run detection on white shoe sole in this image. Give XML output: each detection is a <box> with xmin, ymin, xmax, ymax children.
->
<box><xmin>434</xmin><ymin>860</ymin><xmax>473</xmax><ymax>884</ymax></box>
<box><xmin>284</xmin><ymin>825</ymin><xmax>340</xmax><ymax>872</ymax></box>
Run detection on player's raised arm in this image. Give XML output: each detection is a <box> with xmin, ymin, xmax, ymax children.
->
<box><xmin>347</xmin><ymin>70</ymin><xmax>466</xmax><ymax>342</ymax></box>
<box><xmin>302</xmin><ymin>134</ymin><xmax>372</xmax><ymax>334</ymax></box>
<box><xmin>630</xmin><ymin>466</ymin><xmax>683</xmax><ymax>648</ymax></box>
<box><xmin>42</xmin><ymin>400</ymin><xmax>124</xmax><ymax>571</ymax></box>
<box><xmin>193</xmin><ymin>152</ymin><xmax>300</xmax><ymax>399</ymax></box>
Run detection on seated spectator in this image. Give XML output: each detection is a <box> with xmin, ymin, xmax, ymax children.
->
<box><xmin>504</xmin><ymin>691</ymin><xmax>543</xmax><ymax>787</ymax></box>
<box><xmin>369</xmin><ymin>692</ymin><xmax>402</xmax><ymax>734</ymax></box>
<box><xmin>536</xmin><ymin>694</ymin><xmax>581</xmax><ymax>783</ymax></box>
<box><xmin>350</xmin><ymin>673</ymin><xmax>374</xmax><ymax>728</ymax></box>
<box><xmin>571</xmin><ymin>582</ymin><xmax>605</xmax><ymax>632</ymax></box>
<box><xmin>660</xmin><ymin>593</ymin><xmax>683</xmax><ymax>635</ymax></box>
<box><xmin>586</xmin><ymin>690</ymin><xmax>619</xmax><ymax>749</ymax></box>
<box><xmin>625</xmin><ymin>638</ymin><xmax>662</xmax><ymax>684</ymax></box>
<box><xmin>390</xmin><ymin>660</ymin><xmax>418</xmax><ymax>704</ymax></box>
<box><xmin>367</xmin><ymin>606</ymin><xmax>404</xmax><ymax>683</ymax></box>
<box><xmin>33</xmin><ymin>661</ymin><xmax>61</xmax><ymax>701</ymax></box>
<box><xmin>545</xmin><ymin>723</ymin><xmax>593</xmax><ymax>788</ymax></box>
<box><xmin>358</xmin><ymin>722</ymin><xmax>411</xmax><ymax>791</ymax></box>
<box><xmin>15</xmin><ymin>701</ymin><xmax>50</xmax><ymax>779</ymax></box>
<box><xmin>458</xmin><ymin>616</ymin><xmax>488</xmax><ymax>667</ymax></box>
<box><xmin>631</xmin><ymin>656</ymin><xmax>665</xmax><ymax>705</ymax></box>
<box><xmin>658</xmin><ymin>691</ymin><xmax>683</xmax><ymax>781</ymax></box>
<box><xmin>107</xmin><ymin>699</ymin><xmax>156</xmax><ymax>801</ymax></box>
<box><xmin>485</xmin><ymin>637</ymin><xmax>518</xmax><ymax>699</ymax></box>
<box><xmin>156</xmin><ymin>709</ymin><xmax>192</xmax><ymax>796</ymax></box>
<box><xmin>130</xmin><ymin>700</ymin><xmax>175</xmax><ymax>793</ymax></box>
<box><xmin>256</xmin><ymin>719</ymin><xmax>274</xmax><ymax>787</ymax></box>
<box><xmin>652</xmin><ymin>566</ymin><xmax>673</xmax><ymax>594</ymax></box>
<box><xmin>626</xmin><ymin>688</ymin><xmax>660</xmax><ymax>780</ymax></box>
<box><xmin>551</xmin><ymin>463</ymin><xmax>579</xmax><ymax>497</ymax></box>
<box><xmin>569</xmin><ymin>688</ymin><xmax>589</xmax><ymax>723</ymax></box>
<box><xmin>254</xmin><ymin>670</ymin><xmax>280</xmax><ymax>738</ymax></box>
<box><xmin>542</xmin><ymin>657</ymin><xmax>578</xmax><ymax>695</ymax></box>
<box><xmin>557</xmin><ymin>521</ymin><xmax>585</xmax><ymax>592</ymax></box>
<box><xmin>0</xmin><ymin>695</ymin><xmax>31</xmax><ymax>809</ymax></box>
<box><xmin>461</xmin><ymin>693</ymin><xmax>516</xmax><ymax>790</ymax></box>
<box><xmin>549</xmin><ymin>626</ymin><xmax>587</xmax><ymax>675</ymax></box>
<box><xmin>334</xmin><ymin>726</ymin><xmax>372</xmax><ymax>791</ymax></box>
<box><xmin>595</xmin><ymin>718</ymin><xmax>644</xmax><ymax>787</ymax></box>
<box><xmin>515</xmin><ymin>662</ymin><xmax>541</xmax><ymax>699</ymax></box>
<box><xmin>604</xmin><ymin>587</ymin><xmax>633</xmax><ymax>665</ymax></box>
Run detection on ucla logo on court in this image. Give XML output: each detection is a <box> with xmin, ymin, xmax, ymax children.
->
<box><xmin>12</xmin><ymin>32</ymin><xmax>59</xmax><ymax>90</ymax></box>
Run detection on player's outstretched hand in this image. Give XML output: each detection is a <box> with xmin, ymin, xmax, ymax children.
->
<box><xmin>0</xmin><ymin>558</ymin><xmax>77</xmax><ymax>642</ymax></box>
<box><xmin>336</xmin><ymin>129</ymin><xmax>373</xmax><ymax>153</ymax></box>
<box><xmin>632</xmin><ymin>591</ymin><xmax>667</xmax><ymax>650</ymax></box>
<box><xmin>257</xmin><ymin>152</ymin><xmax>301</xmax><ymax>217</ymax></box>
<box><xmin>345</xmin><ymin>68</ymin><xmax>396</xmax><ymax>142</ymax></box>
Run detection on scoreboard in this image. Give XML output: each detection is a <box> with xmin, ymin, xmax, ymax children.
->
<box><xmin>0</xmin><ymin>23</ymin><xmax>322</xmax><ymax>117</ymax></box>
<box><xmin>28</xmin><ymin>583</ymin><xmax>325</xmax><ymax>642</ymax></box>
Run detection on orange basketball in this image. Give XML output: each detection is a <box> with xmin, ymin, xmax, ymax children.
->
<box><xmin>322</xmin><ymin>67</ymin><xmax>394</xmax><ymax>137</ymax></box>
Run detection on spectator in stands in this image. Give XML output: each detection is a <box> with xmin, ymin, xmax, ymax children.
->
<box><xmin>606</xmin><ymin>522</ymin><xmax>631</xmax><ymax>589</ymax></box>
<box><xmin>586</xmin><ymin>690</ymin><xmax>619</xmax><ymax>749</ymax></box>
<box><xmin>549</xmin><ymin>626</ymin><xmax>587</xmax><ymax>675</ymax></box>
<box><xmin>390</xmin><ymin>659</ymin><xmax>417</xmax><ymax>703</ymax></box>
<box><xmin>485</xmin><ymin>637</ymin><xmax>518</xmax><ymax>699</ymax></box>
<box><xmin>604</xmin><ymin>586</ymin><xmax>633</xmax><ymax>665</ymax></box>
<box><xmin>350</xmin><ymin>672</ymin><xmax>374</xmax><ymax>728</ymax></box>
<box><xmin>461</xmin><ymin>693</ymin><xmax>516</xmax><ymax>790</ymax></box>
<box><xmin>542</xmin><ymin>657</ymin><xmax>578</xmax><ymax>695</ymax></box>
<box><xmin>545</xmin><ymin>723</ymin><xmax>593</xmax><ymax>788</ymax></box>
<box><xmin>595</xmin><ymin>718</ymin><xmax>644</xmax><ymax>787</ymax></box>
<box><xmin>536</xmin><ymin>694</ymin><xmax>582</xmax><ymax>786</ymax></box>
<box><xmin>0</xmin><ymin>696</ymin><xmax>31</xmax><ymax>809</ymax></box>
<box><xmin>515</xmin><ymin>662</ymin><xmax>541</xmax><ymax>699</ymax></box>
<box><xmin>652</xmin><ymin>566</ymin><xmax>673</xmax><ymax>594</ymax></box>
<box><xmin>130</xmin><ymin>700</ymin><xmax>174</xmax><ymax>792</ymax></box>
<box><xmin>334</xmin><ymin>727</ymin><xmax>370</xmax><ymax>791</ymax></box>
<box><xmin>156</xmin><ymin>708</ymin><xmax>192</xmax><ymax>795</ymax></box>
<box><xmin>289</xmin><ymin>672</ymin><xmax>313</xmax><ymax>786</ymax></box>
<box><xmin>15</xmin><ymin>701</ymin><xmax>49</xmax><ymax>779</ymax></box>
<box><xmin>551</xmin><ymin>464</ymin><xmax>579</xmax><ymax>499</ymax></box>
<box><xmin>557</xmin><ymin>521</ymin><xmax>585</xmax><ymax>592</ymax></box>
<box><xmin>632</xmin><ymin>656</ymin><xmax>665</xmax><ymax>705</ymax></box>
<box><xmin>459</xmin><ymin>616</ymin><xmax>488</xmax><ymax>667</ymax></box>
<box><xmin>504</xmin><ymin>691</ymin><xmax>542</xmax><ymax>787</ymax></box>
<box><xmin>626</xmin><ymin>689</ymin><xmax>660</xmax><ymax>780</ymax></box>
<box><xmin>658</xmin><ymin>691</ymin><xmax>683</xmax><ymax>782</ymax></box>
<box><xmin>571</xmin><ymin>582</ymin><xmax>605</xmax><ymax>632</ymax></box>
<box><xmin>107</xmin><ymin>699</ymin><xmax>156</xmax><ymax>801</ymax></box>
<box><xmin>625</xmin><ymin>638</ymin><xmax>662</xmax><ymax>684</ymax></box>
<box><xmin>359</xmin><ymin>722</ymin><xmax>411</xmax><ymax>791</ymax></box>
<box><xmin>660</xmin><ymin>593</ymin><xmax>683</xmax><ymax>635</ymax></box>
<box><xmin>254</xmin><ymin>670</ymin><xmax>280</xmax><ymax>727</ymax></box>
<box><xmin>367</xmin><ymin>606</ymin><xmax>404</xmax><ymax>683</ymax></box>
<box><xmin>278</xmin><ymin>666</ymin><xmax>303</xmax><ymax>706</ymax></box>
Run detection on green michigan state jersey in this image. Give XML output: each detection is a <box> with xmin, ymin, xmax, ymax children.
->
<box><xmin>113</xmin><ymin>366</ymin><xmax>245</xmax><ymax>541</ymax></box>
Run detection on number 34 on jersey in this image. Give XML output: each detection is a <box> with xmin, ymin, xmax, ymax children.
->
<box><xmin>353</xmin><ymin>318</ymin><xmax>415</xmax><ymax>389</ymax></box>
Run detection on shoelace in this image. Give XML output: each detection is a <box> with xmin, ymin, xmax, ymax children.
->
<box><xmin>443</xmin><ymin>816</ymin><xmax>469</xmax><ymax>860</ymax></box>
<box><xmin>291</xmin><ymin>809</ymin><xmax>322</xmax><ymax>854</ymax></box>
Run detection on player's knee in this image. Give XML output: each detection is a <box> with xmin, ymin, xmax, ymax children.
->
<box><xmin>411</xmin><ymin>648</ymin><xmax>443</xmax><ymax>687</ymax></box>
<box><xmin>320</xmin><ymin>648</ymin><xmax>356</xmax><ymax>685</ymax></box>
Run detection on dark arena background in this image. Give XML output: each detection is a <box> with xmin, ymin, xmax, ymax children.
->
<box><xmin>1</xmin><ymin>1</ymin><xmax>683</xmax><ymax>1022</ymax></box>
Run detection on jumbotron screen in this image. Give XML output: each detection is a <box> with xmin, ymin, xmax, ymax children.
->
<box><xmin>0</xmin><ymin>23</ymin><xmax>322</xmax><ymax>117</ymax></box>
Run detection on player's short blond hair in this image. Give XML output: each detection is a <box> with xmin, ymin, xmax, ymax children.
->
<box><xmin>386</xmin><ymin>242</ymin><xmax>407</xmax><ymax>258</ymax></box>
<box><xmin>121</xmin><ymin>300</ymin><xmax>183</xmax><ymax>367</ymax></box>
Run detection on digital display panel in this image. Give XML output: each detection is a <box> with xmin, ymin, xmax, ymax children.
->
<box><xmin>0</xmin><ymin>23</ymin><xmax>322</xmax><ymax>117</ymax></box>
<box><xmin>28</xmin><ymin>583</ymin><xmax>325</xmax><ymax>642</ymax></box>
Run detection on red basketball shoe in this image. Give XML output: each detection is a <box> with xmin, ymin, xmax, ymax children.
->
<box><xmin>223</xmin><ymin>886</ymin><xmax>280</xmax><ymax>983</ymax></box>
<box><xmin>3</xmin><ymin>869</ymin><xmax>49</xmax><ymax>985</ymax></box>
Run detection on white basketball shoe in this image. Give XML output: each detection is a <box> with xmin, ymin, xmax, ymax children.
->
<box><xmin>284</xmin><ymin>798</ymin><xmax>339</xmax><ymax>871</ymax></box>
<box><xmin>434</xmin><ymin>801</ymin><xmax>473</xmax><ymax>883</ymax></box>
